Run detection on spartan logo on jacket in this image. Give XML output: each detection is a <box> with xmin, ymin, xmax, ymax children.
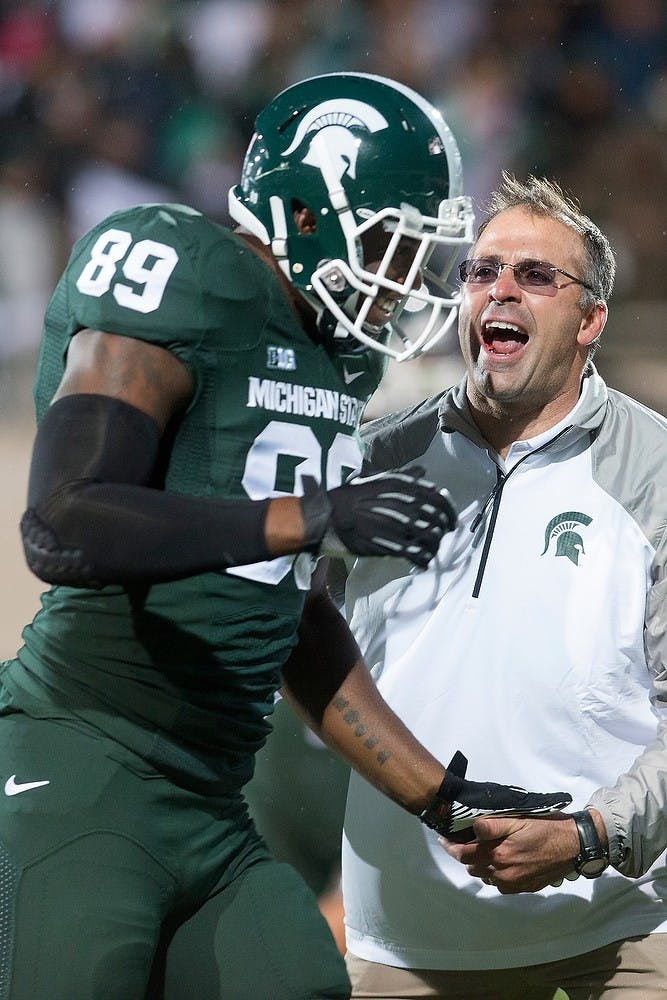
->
<box><xmin>541</xmin><ymin>511</ymin><xmax>593</xmax><ymax>566</ymax></box>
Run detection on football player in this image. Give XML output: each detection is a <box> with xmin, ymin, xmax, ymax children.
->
<box><xmin>0</xmin><ymin>74</ymin><xmax>569</xmax><ymax>998</ymax></box>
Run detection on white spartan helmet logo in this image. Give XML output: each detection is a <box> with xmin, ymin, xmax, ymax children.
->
<box><xmin>541</xmin><ymin>511</ymin><xmax>593</xmax><ymax>566</ymax></box>
<box><xmin>281</xmin><ymin>99</ymin><xmax>389</xmax><ymax>188</ymax></box>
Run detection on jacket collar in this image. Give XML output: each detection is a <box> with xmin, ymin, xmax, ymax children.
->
<box><xmin>438</xmin><ymin>363</ymin><xmax>609</xmax><ymax>454</ymax></box>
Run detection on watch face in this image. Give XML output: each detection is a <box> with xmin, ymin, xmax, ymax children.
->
<box><xmin>579</xmin><ymin>856</ymin><xmax>609</xmax><ymax>878</ymax></box>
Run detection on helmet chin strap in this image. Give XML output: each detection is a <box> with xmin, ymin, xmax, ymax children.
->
<box><xmin>301</xmin><ymin>289</ymin><xmax>349</xmax><ymax>340</ymax></box>
<box><xmin>336</xmin><ymin>290</ymin><xmax>364</xmax><ymax>337</ymax></box>
<box><xmin>317</xmin><ymin>308</ymin><xmax>350</xmax><ymax>344</ymax></box>
<box><xmin>301</xmin><ymin>288</ymin><xmax>382</xmax><ymax>349</ymax></box>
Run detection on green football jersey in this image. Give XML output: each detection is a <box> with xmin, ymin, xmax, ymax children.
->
<box><xmin>6</xmin><ymin>203</ymin><xmax>387</xmax><ymax>792</ymax></box>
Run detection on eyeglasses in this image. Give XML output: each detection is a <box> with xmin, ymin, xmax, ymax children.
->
<box><xmin>459</xmin><ymin>257</ymin><xmax>597</xmax><ymax>295</ymax></box>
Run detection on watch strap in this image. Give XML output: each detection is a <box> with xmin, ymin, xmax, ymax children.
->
<box><xmin>572</xmin><ymin>809</ymin><xmax>600</xmax><ymax>850</ymax></box>
<box><xmin>572</xmin><ymin>809</ymin><xmax>609</xmax><ymax>877</ymax></box>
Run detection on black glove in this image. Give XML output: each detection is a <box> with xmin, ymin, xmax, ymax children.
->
<box><xmin>299</xmin><ymin>466</ymin><xmax>457</xmax><ymax>569</ymax></box>
<box><xmin>420</xmin><ymin>752</ymin><xmax>573</xmax><ymax>843</ymax></box>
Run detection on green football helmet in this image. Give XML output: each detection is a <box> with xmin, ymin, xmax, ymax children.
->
<box><xmin>229</xmin><ymin>72</ymin><xmax>474</xmax><ymax>362</ymax></box>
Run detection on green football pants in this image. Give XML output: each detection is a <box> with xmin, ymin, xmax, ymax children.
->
<box><xmin>0</xmin><ymin>709</ymin><xmax>349</xmax><ymax>999</ymax></box>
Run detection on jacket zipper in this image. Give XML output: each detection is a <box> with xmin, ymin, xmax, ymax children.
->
<box><xmin>470</xmin><ymin>427</ymin><xmax>572</xmax><ymax>598</ymax></box>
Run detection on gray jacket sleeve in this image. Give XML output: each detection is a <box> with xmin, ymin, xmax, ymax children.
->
<box><xmin>589</xmin><ymin>572</ymin><xmax>667</xmax><ymax>877</ymax></box>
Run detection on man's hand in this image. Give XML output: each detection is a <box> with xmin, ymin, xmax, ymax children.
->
<box><xmin>441</xmin><ymin>813</ymin><xmax>584</xmax><ymax>893</ymax></box>
<box><xmin>300</xmin><ymin>466</ymin><xmax>457</xmax><ymax>569</ymax></box>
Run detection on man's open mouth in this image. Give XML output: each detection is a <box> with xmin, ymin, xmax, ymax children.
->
<box><xmin>482</xmin><ymin>321</ymin><xmax>529</xmax><ymax>356</ymax></box>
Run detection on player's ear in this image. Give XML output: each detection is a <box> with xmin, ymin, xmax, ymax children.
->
<box><xmin>293</xmin><ymin>204</ymin><xmax>317</xmax><ymax>234</ymax></box>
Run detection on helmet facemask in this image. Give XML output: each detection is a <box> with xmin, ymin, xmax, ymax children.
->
<box><xmin>308</xmin><ymin>196</ymin><xmax>475</xmax><ymax>361</ymax></box>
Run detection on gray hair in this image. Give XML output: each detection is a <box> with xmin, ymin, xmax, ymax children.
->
<box><xmin>476</xmin><ymin>172</ymin><xmax>616</xmax><ymax>311</ymax></box>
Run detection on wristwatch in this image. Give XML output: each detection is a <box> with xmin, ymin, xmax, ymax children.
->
<box><xmin>571</xmin><ymin>809</ymin><xmax>609</xmax><ymax>878</ymax></box>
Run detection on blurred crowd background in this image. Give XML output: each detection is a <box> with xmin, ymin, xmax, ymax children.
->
<box><xmin>1</xmin><ymin>0</ymin><xmax>666</xmax><ymax>654</ymax></box>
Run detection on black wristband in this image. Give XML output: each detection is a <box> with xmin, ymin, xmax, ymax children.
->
<box><xmin>419</xmin><ymin>772</ymin><xmax>463</xmax><ymax>834</ymax></box>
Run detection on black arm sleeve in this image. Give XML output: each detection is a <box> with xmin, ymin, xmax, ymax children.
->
<box><xmin>281</xmin><ymin>560</ymin><xmax>361</xmax><ymax>727</ymax></box>
<box><xmin>21</xmin><ymin>394</ymin><xmax>271</xmax><ymax>588</ymax></box>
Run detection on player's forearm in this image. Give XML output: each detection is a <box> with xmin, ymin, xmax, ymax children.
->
<box><xmin>282</xmin><ymin>569</ymin><xmax>445</xmax><ymax>813</ymax></box>
<box><xmin>286</xmin><ymin>657</ymin><xmax>445</xmax><ymax>815</ymax></box>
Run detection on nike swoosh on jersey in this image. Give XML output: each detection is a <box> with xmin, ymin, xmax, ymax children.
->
<box><xmin>343</xmin><ymin>367</ymin><xmax>364</xmax><ymax>384</ymax></box>
<box><xmin>4</xmin><ymin>775</ymin><xmax>51</xmax><ymax>796</ymax></box>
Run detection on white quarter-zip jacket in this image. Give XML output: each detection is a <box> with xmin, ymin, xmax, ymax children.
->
<box><xmin>342</xmin><ymin>366</ymin><xmax>667</xmax><ymax>969</ymax></box>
